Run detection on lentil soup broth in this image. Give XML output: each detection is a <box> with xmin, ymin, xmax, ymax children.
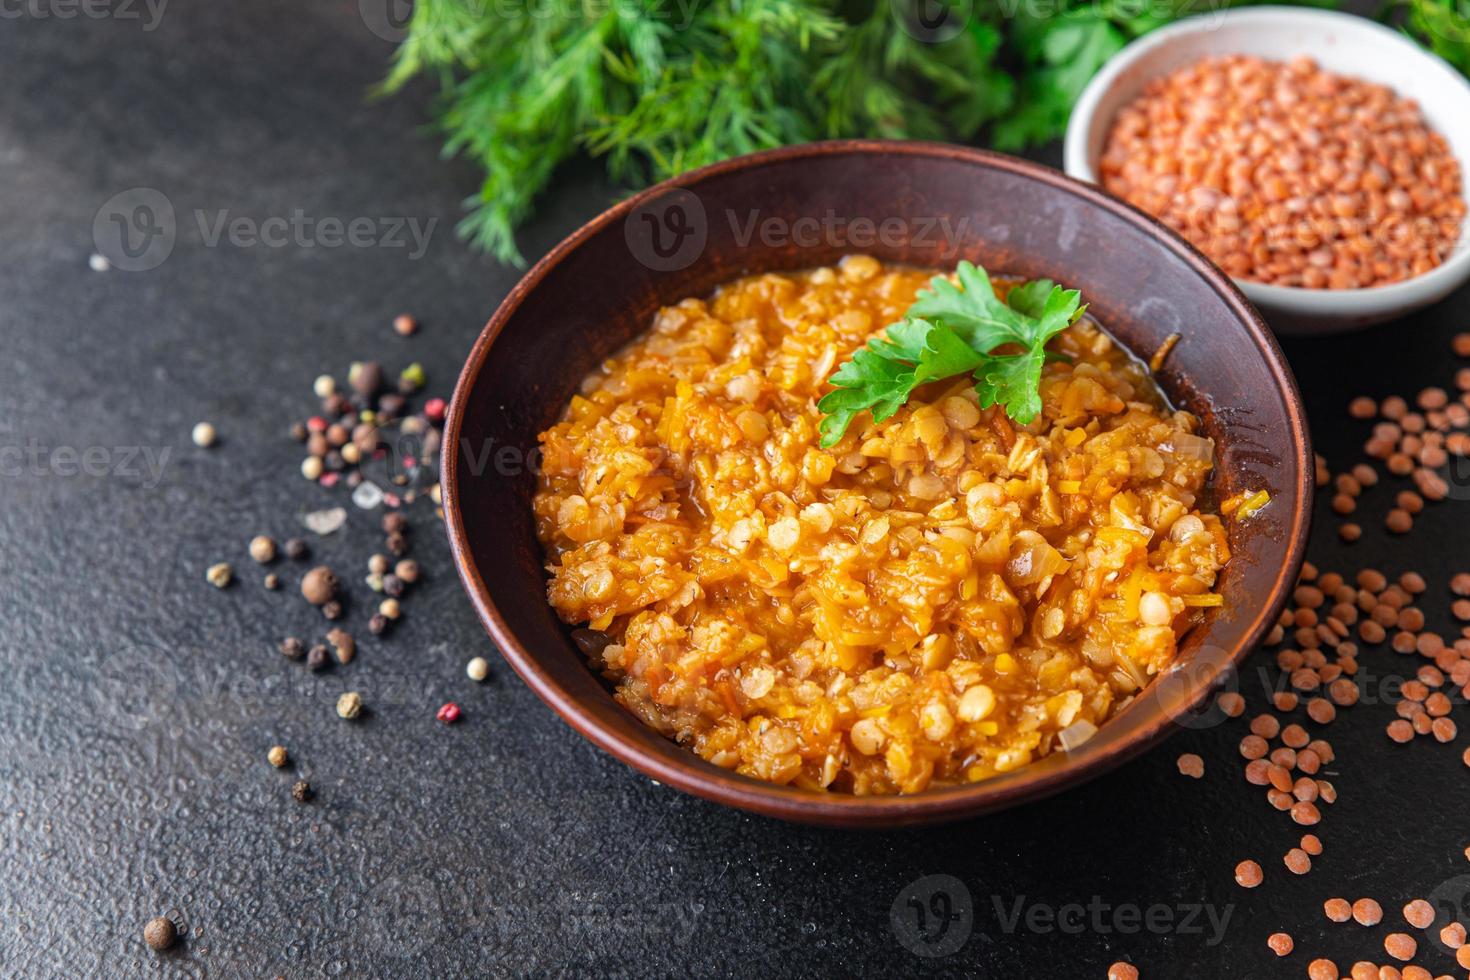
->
<box><xmin>532</xmin><ymin>256</ymin><xmax>1229</xmax><ymax>795</ymax></box>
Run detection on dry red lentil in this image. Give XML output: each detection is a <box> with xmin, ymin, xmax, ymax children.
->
<box><xmin>1383</xmin><ymin>933</ymin><xmax>1416</xmax><ymax>961</ymax></box>
<box><xmin>1441</xmin><ymin>921</ymin><xmax>1467</xmax><ymax>948</ymax></box>
<box><xmin>1240</xmin><ymin>735</ymin><xmax>1269</xmax><ymax>760</ymax></box>
<box><xmin>1354</xmin><ymin>899</ymin><xmax>1384</xmax><ymax>926</ymax></box>
<box><xmin>1235</xmin><ymin>860</ymin><xmax>1264</xmax><ymax>888</ymax></box>
<box><xmin>1099</xmin><ymin>55</ymin><xmax>1465</xmax><ymax>289</ymax></box>
<box><xmin>1308</xmin><ymin>959</ymin><xmax>1339</xmax><ymax>980</ymax></box>
<box><xmin>1176</xmin><ymin>753</ymin><xmax>1204</xmax><ymax>778</ymax></box>
<box><xmin>1402</xmin><ymin>899</ymin><xmax>1434</xmax><ymax>929</ymax></box>
<box><xmin>1107</xmin><ymin>963</ymin><xmax>1139</xmax><ymax>980</ymax></box>
<box><xmin>1326</xmin><ymin>898</ymin><xmax>1354</xmax><ymax>922</ymax></box>
<box><xmin>1284</xmin><ymin>847</ymin><xmax>1312</xmax><ymax>874</ymax></box>
<box><xmin>1217</xmin><ymin>692</ymin><xmax>1246</xmax><ymax>717</ymax></box>
<box><xmin>1267</xmin><ymin>932</ymin><xmax>1294</xmax><ymax>956</ymax></box>
<box><xmin>1300</xmin><ymin>833</ymin><xmax>1323</xmax><ymax>856</ymax></box>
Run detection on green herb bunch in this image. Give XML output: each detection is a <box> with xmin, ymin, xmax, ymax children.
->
<box><xmin>381</xmin><ymin>0</ymin><xmax>1014</xmax><ymax>265</ymax></box>
<box><xmin>817</xmin><ymin>263</ymin><xmax>1084</xmax><ymax>445</ymax></box>
<box><xmin>1389</xmin><ymin>0</ymin><xmax>1470</xmax><ymax>74</ymax></box>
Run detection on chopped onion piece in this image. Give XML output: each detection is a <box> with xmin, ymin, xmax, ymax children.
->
<box><xmin>1057</xmin><ymin>719</ymin><xmax>1098</xmax><ymax>751</ymax></box>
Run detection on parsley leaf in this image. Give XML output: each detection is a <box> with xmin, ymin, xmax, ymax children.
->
<box><xmin>816</xmin><ymin>319</ymin><xmax>984</xmax><ymax>447</ymax></box>
<box><xmin>818</xmin><ymin>263</ymin><xmax>1085</xmax><ymax>445</ymax></box>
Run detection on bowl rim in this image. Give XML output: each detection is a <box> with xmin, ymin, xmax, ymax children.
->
<box><xmin>442</xmin><ymin>139</ymin><xmax>1314</xmax><ymax>827</ymax></box>
<box><xmin>1062</xmin><ymin>5</ymin><xmax>1470</xmax><ymax>314</ymax></box>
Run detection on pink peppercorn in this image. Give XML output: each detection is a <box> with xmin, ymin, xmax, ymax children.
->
<box><xmin>424</xmin><ymin>398</ymin><xmax>447</xmax><ymax>423</ymax></box>
<box><xmin>307</xmin><ymin>415</ymin><xmax>329</xmax><ymax>433</ymax></box>
<box><xmin>437</xmin><ymin>702</ymin><xmax>461</xmax><ymax>724</ymax></box>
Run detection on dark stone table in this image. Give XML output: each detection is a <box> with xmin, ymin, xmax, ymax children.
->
<box><xmin>3</xmin><ymin>2</ymin><xmax>1468</xmax><ymax>977</ymax></box>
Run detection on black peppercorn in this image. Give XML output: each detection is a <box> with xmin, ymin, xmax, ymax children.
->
<box><xmin>144</xmin><ymin>916</ymin><xmax>176</xmax><ymax>951</ymax></box>
<box><xmin>306</xmin><ymin>645</ymin><xmax>330</xmax><ymax>671</ymax></box>
<box><xmin>322</xmin><ymin>600</ymin><xmax>343</xmax><ymax>621</ymax></box>
<box><xmin>324</xmin><ymin>393</ymin><xmax>349</xmax><ymax>417</ymax></box>
<box><xmin>290</xmin><ymin>422</ymin><xmax>308</xmax><ymax>442</ymax></box>
<box><xmin>377</xmin><ymin>393</ymin><xmax>406</xmax><ymax>420</ymax></box>
<box><xmin>349</xmin><ymin>361</ymin><xmax>382</xmax><ymax>397</ymax></box>
<box><xmin>382</xmin><ymin>512</ymin><xmax>407</xmax><ymax>534</ymax></box>
<box><xmin>284</xmin><ymin>538</ymin><xmax>308</xmax><ymax>561</ymax></box>
<box><xmin>368</xmin><ymin>613</ymin><xmax>389</xmax><ymax>635</ymax></box>
<box><xmin>385</xmin><ymin>532</ymin><xmax>408</xmax><ymax>556</ymax></box>
<box><xmin>291</xmin><ymin>780</ymin><xmax>312</xmax><ymax>802</ymax></box>
<box><xmin>323</xmin><ymin>450</ymin><xmax>345</xmax><ymax>472</ymax></box>
<box><xmin>382</xmin><ymin>574</ymin><xmax>404</xmax><ymax>598</ymax></box>
<box><xmin>280</xmin><ymin>637</ymin><xmax>305</xmax><ymax>660</ymax></box>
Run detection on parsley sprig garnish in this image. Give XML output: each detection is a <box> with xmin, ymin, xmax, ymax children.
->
<box><xmin>816</xmin><ymin>263</ymin><xmax>1084</xmax><ymax>447</ymax></box>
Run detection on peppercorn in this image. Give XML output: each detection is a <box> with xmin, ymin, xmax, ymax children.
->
<box><xmin>301</xmin><ymin>457</ymin><xmax>324</xmax><ymax>481</ymax></box>
<box><xmin>382</xmin><ymin>512</ymin><xmax>408</xmax><ymax>535</ymax></box>
<box><xmin>340</xmin><ymin>443</ymin><xmax>361</xmax><ymax>466</ymax></box>
<box><xmin>349</xmin><ymin>361</ymin><xmax>382</xmax><ymax>397</ymax></box>
<box><xmin>313</xmin><ymin>374</ymin><xmax>337</xmax><ymax>398</ymax></box>
<box><xmin>291</xmin><ymin>779</ymin><xmax>312</xmax><ymax>802</ymax></box>
<box><xmin>191</xmin><ymin>422</ymin><xmax>217</xmax><ymax>448</ymax></box>
<box><xmin>437</xmin><ymin>702</ymin><xmax>461</xmax><ymax>724</ymax></box>
<box><xmin>301</xmin><ymin>566</ymin><xmax>339</xmax><ymax>605</ymax></box>
<box><xmin>399</xmin><ymin>362</ymin><xmax>426</xmax><ymax>393</ymax></box>
<box><xmin>379</xmin><ymin>598</ymin><xmax>401</xmax><ymax>620</ymax></box>
<box><xmin>267</xmin><ymin>745</ymin><xmax>288</xmax><ymax>768</ymax></box>
<box><xmin>337</xmin><ymin>691</ymin><xmax>363</xmax><ymax>720</ymax></box>
<box><xmin>306</xmin><ymin>645</ymin><xmax>330</xmax><ymax>671</ymax></box>
<box><xmin>248</xmin><ymin>535</ymin><xmax>277</xmax><ymax>564</ymax></box>
<box><xmin>366</xmin><ymin>573</ymin><xmax>385</xmax><ymax>593</ymax></box>
<box><xmin>264</xmin><ymin>573</ymin><xmax>281</xmax><ymax>590</ymax></box>
<box><xmin>467</xmin><ymin>657</ymin><xmax>489</xmax><ymax>682</ymax></box>
<box><xmin>290</xmin><ymin>421</ymin><xmax>308</xmax><ymax>442</ymax></box>
<box><xmin>382</xmin><ymin>574</ymin><xmax>404</xmax><ymax>599</ymax></box>
<box><xmin>386</xmin><ymin>532</ymin><xmax>408</xmax><ymax>556</ymax></box>
<box><xmin>205</xmin><ymin>563</ymin><xmax>233</xmax><ymax>589</ymax></box>
<box><xmin>393</xmin><ymin>559</ymin><xmax>420</xmax><ymax>584</ymax></box>
<box><xmin>378</xmin><ymin>394</ymin><xmax>406</xmax><ymax>422</ymax></box>
<box><xmin>144</xmin><ymin>916</ymin><xmax>176</xmax><ymax>951</ymax></box>
<box><xmin>393</xmin><ymin>314</ymin><xmax>418</xmax><ymax>337</ymax></box>
<box><xmin>321</xmin><ymin>600</ymin><xmax>343</xmax><ymax>621</ymax></box>
<box><xmin>280</xmin><ymin>637</ymin><xmax>305</xmax><ymax>660</ymax></box>
<box><xmin>327</xmin><ymin>628</ymin><xmax>355</xmax><ymax>665</ymax></box>
<box><xmin>424</xmin><ymin>397</ymin><xmax>446</xmax><ymax>423</ymax></box>
<box><xmin>368</xmin><ymin>554</ymin><xmax>390</xmax><ymax>575</ymax></box>
<box><xmin>369</xmin><ymin>613</ymin><xmax>389</xmax><ymax>635</ymax></box>
<box><xmin>284</xmin><ymin>538</ymin><xmax>308</xmax><ymax>561</ymax></box>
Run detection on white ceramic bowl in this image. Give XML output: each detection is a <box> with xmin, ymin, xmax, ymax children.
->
<box><xmin>1064</xmin><ymin>6</ymin><xmax>1470</xmax><ymax>335</ymax></box>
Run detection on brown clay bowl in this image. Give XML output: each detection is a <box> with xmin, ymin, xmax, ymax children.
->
<box><xmin>442</xmin><ymin>140</ymin><xmax>1313</xmax><ymax>828</ymax></box>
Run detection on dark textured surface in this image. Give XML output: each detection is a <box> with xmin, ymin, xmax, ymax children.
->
<box><xmin>3</xmin><ymin>2</ymin><xmax>1470</xmax><ymax>978</ymax></box>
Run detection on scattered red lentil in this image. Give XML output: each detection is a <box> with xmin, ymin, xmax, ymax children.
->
<box><xmin>1308</xmin><ymin>959</ymin><xmax>1339</xmax><ymax>980</ymax></box>
<box><xmin>1235</xmin><ymin>860</ymin><xmax>1264</xmax><ymax>888</ymax></box>
<box><xmin>1284</xmin><ymin>847</ymin><xmax>1312</xmax><ymax>874</ymax></box>
<box><xmin>1107</xmin><ymin>963</ymin><xmax>1139</xmax><ymax>980</ymax></box>
<box><xmin>1383</xmin><ymin>932</ymin><xmax>1417</xmax><ymax>961</ymax></box>
<box><xmin>1267</xmin><ymin>932</ymin><xmax>1294</xmax><ymax>956</ymax></box>
<box><xmin>1217</xmin><ymin>692</ymin><xmax>1245</xmax><ymax>717</ymax></box>
<box><xmin>1353</xmin><ymin>898</ymin><xmax>1384</xmax><ymax>926</ymax></box>
<box><xmin>1402</xmin><ymin>899</ymin><xmax>1434</xmax><ymax>929</ymax></box>
<box><xmin>1300</xmin><ymin>834</ymin><xmax>1323</xmax><ymax>856</ymax></box>
<box><xmin>1441</xmin><ymin>921</ymin><xmax>1467</xmax><ymax>948</ymax></box>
